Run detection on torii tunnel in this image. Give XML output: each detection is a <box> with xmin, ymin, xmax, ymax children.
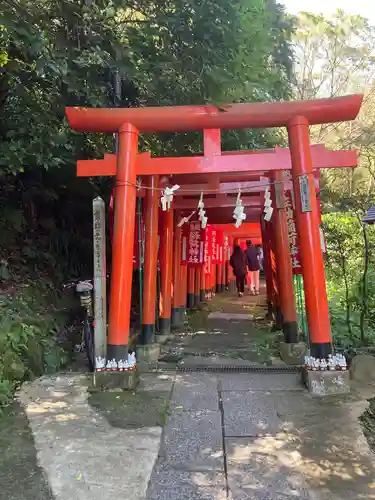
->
<box><xmin>66</xmin><ymin>94</ymin><xmax>362</xmax><ymax>363</ymax></box>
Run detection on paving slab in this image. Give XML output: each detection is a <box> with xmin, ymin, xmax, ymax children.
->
<box><xmin>219</xmin><ymin>373</ymin><xmax>303</xmax><ymax>392</ymax></box>
<box><xmin>226</xmin><ymin>436</ymin><xmax>313</xmax><ymax>500</ymax></box>
<box><xmin>225</xmin><ymin>393</ymin><xmax>375</xmax><ymax>500</ymax></box>
<box><xmin>170</xmin><ymin>373</ymin><xmax>219</xmax><ymax>411</ymax></box>
<box><xmin>222</xmin><ymin>391</ymin><xmax>282</xmax><ymax>437</ymax></box>
<box><xmin>138</xmin><ymin>372</ymin><xmax>175</xmax><ymax>393</ymax></box>
<box><xmin>162</xmin><ymin>409</ymin><xmax>224</xmax><ymax>470</ymax></box>
<box><xmin>208</xmin><ymin>312</ymin><xmax>254</xmax><ymax>320</ymax></box>
<box><xmin>146</xmin><ymin>463</ymin><xmax>226</xmax><ymax>500</ymax></box>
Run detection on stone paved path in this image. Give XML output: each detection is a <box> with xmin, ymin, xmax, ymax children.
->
<box><xmin>147</xmin><ymin>371</ymin><xmax>375</xmax><ymax>500</ymax></box>
<box><xmin>15</xmin><ymin>287</ymin><xmax>375</xmax><ymax>500</ymax></box>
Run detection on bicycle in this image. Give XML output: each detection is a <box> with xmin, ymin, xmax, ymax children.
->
<box><xmin>64</xmin><ymin>279</ymin><xmax>95</xmax><ymax>372</ymax></box>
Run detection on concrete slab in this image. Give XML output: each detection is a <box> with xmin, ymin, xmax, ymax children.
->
<box><xmin>162</xmin><ymin>409</ymin><xmax>224</xmax><ymax>470</ymax></box>
<box><xmin>219</xmin><ymin>372</ymin><xmax>303</xmax><ymax>392</ymax></box>
<box><xmin>208</xmin><ymin>312</ymin><xmax>254</xmax><ymax>320</ymax></box>
<box><xmin>222</xmin><ymin>391</ymin><xmax>282</xmax><ymax>437</ymax></box>
<box><xmin>171</xmin><ymin>373</ymin><xmax>219</xmax><ymax>411</ymax></box>
<box><xmin>18</xmin><ymin>374</ymin><xmax>162</xmax><ymax>500</ymax></box>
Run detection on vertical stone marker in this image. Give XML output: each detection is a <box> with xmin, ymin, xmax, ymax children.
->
<box><xmin>93</xmin><ymin>197</ymin><xmax>107</xmax><ymax>360</ymax></box>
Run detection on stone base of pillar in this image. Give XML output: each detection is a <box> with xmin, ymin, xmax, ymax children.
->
<box><xmin>302</xmin><ymin>368</ymin><xmax>350</xmax><ymax>396</ymax></box>
<box><xmin>279</xmin><ymin>341</ymin><xmax>307</xmax><ymax>365</ymax></box>
<box><xmin>272</xmin><ymin>306</ymin><xmax>283</xmax><ymax>331</ymax></box>
<box><xmin>180</xmin><ymin>307</ymin><xmax>186</xmax><ymax>324</ymax></box>
<box><xmin>310</xmin><ymin>342</ymin><xmax>332</xmax><ymax>359</ymax></box>
<box><xmin>187</xmin><ymin>293</ymin><xmax>195</xmax><ymax>309</ymax></box>
<box><xmin>266</xmin><ymin>302</ymin><xmax>273</xmax><ymax>320</ymax></box>
<box><xmin>92</xmin><ymin>370</ymin><xmax>139</xmax><ymax>391</ymax></box>
<box><xmin>155</xmin><ymin>334</ymin><xmax>169</xmax><ymax>345</ymax></box>
<box><xmin>200</xmin><ymin>289</ymin><xmax>205</xmax><ymax>302</ymax></box>
<box><xmin>282</xmin><ymin>321</ymin><xmax>298</xmax><ymax>344</ymax></box>
<box><xmin>136</xmin><ymin>343</ymin><xmax>160</xmax><ymax>363</ymax></box>
<box><xmin>171</xmin><ymin>308</ymin><xmax>183</xmax><ymax>329</ymax></box>
<box><xmin>194</xmin><ymin>294</ymin><xmax>200</xmax><ymax>306</ymax></box>
<box><xmin>159</xmin><ymin>317</ymin><xmax>171</xmax><ymax>335</ymax></box>
<box><xmin>140</xmin><ymin>324</ymin><xmax>155</xmax><ymax>345</ymax></box>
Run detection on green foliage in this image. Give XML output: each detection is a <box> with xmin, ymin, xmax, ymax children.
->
<box><xmin>292</xmin><ymin>9</ymin><xmax>375</xmax><ymax>101</ymax></box>
<box><xmin>323</xmin><ymin>212</ymin><xmax>375</xmax><ymax>348</ymax></box>
<box><xmin>0</xmin><ymin>0</ymin><xmax>294</xmax><ymax>406</ymax></box>
<box><xmin>0</xmin><ymin>0</ymin><xmax>294</xmax><ymax>282</ymax></box>
<box><xmin>0</xmin><ymin>283</ymin><xmax>71</xmax><ymax>408</ymax></box>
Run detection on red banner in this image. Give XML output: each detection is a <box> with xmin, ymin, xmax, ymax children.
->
<box><xmin>284</xmin><ymin>190</ymin><xmax>302</xmax><ymax>275</ymax></box>
<box><xmin>223</xmin><ymin>236</ymin><xmax>229</xmax><ymax>263</ymax></box>
<box><xmin>204</xmin><ymin>226</ymin><xmax>212</xmax><ymax>274</ymax></box>
<box><xmin>211</xmin><ymin>229</ymin><xmax>218</xmax><ymax>264</ymax></box>
<box><xmin>187</xmin><ymin>221</ymin><xmax>205</xmax><ymax>266</ymax></box>
<box><xmin>217</xmin><ymin>231</ymin><xmax>224</xmax><ymax>264</ymax></box>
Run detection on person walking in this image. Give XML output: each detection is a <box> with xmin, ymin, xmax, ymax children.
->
<box><xmin>245</xmin><ymin>240</ymin><xmax>260</xmax><ymax>295</ymax></box>
<box><xmin>229</xmin><ymin>244</ymin><xmax>248</xmax><ymax>297</ymax></box>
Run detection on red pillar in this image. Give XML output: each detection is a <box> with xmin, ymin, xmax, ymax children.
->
<box><xmin>272</xmin><ymin>171</ymin><xmax>298</xmax><ymax>343</ymax></box>
<box><xmin>172</xmin><ymin>214</ymin><xmax>182</xmax><ymax>328</ymax></box>
<box><xmin>159</xmin><ymin>208</ymin><xmax>174</xmax><ymax>334</ymax></box>
<box><xmin>212</xmin><ymin>264</ymin><xmax>216</xmax><ymax>296</ymax></box>
<box><xmin>181</xmin><ymin>263</ymin><xmax>187</xmax><ymax>318</ymax></box>
<box><xmin>261</xmin><ymin>218</ymin><xmax>273</xmax><ymax>317</ymax></box>
<box><xmin>187</xmin><ymin>267</ymin><xmax>195</xmax><ymax>308</ymax></box>
<box><xmin>269</xmin><ymin>218</ymin><xmax>283</xmax><ymax>329</ymax></box>
<box><xmin>195</xmin><ymin>266</ymin><xmax>201</xmax><ymax>304</ymax></box>
<box><xmin>108</xmin><ymin>123</ymin><xmax>139</xmax><ymax>362</ymax></box>
<box><xmin>200</xmin><ymin>266</ymin><xmax>206</xmax><ymax>302</ymax></box>
<box><xmin>288</xmin><ymin>116</ymin><xmax>332</xmax><ymax>358</ymax></box>
<box><xmin>141</xmin><ymin>175</ymin><xmax>159</xmax><ymax>344</ymax></box>
<box><xmin>216</xmin><ymin>262</ymin><xmax>223</xmax><ymax>293</ymax></box>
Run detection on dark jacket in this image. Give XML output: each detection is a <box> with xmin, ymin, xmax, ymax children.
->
<box><xmin>245</xmin><ymin>246</ymin><xmax>260</xmax><ymax>271</ymax></box>
<box><xmin>230</xmin><ymin>248</ymin><xmax>247</xmax><ymax>277</ymax></box>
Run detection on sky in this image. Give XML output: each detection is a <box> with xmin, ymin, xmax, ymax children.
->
<box><xmin>281</xmin><ymin>0</ymin><xmax>375</xmax><ymax>24</ymax></box>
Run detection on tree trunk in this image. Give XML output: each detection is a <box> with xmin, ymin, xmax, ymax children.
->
<box><xmin>340</xmin><ymin>251</ymin><xmax>352</xmax><ymax>335</ymax></box>
<box><xmin>360</xmin><ymin>223</ymin><xmax>369</xmax><ymax>343</ymax></box>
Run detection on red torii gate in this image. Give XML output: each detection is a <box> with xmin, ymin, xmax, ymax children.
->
<box><xmin>77</xmin><ymin>141</ymin><xmax>356</xmax><ymax>343</ymax></box>
<box><xmin>66</xmin><ymin>94</ymin><xmax>362</xmax><ymax>363</ymax></box>
<box><xmin>80</xmin><ymin>139</ymin><xmax>357</xmax><ymax>348</ymax></box>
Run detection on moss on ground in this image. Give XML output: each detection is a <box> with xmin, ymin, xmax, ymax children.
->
<box><xmin>0</xmin><ymin>402</ymin><xmax>54</xmax><ymax>500</ymax></box>
<box><xmin>89</xmin><ymin>390</ymin><xmax>171</xmax><ymax>429</ymax></box>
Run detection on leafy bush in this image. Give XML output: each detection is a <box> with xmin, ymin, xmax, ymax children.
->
<box><xmin>323</xmin><ymin>213</ymin><xmax>375</xmax><ymax>348</ymax></box>
<box><xmin>0</xmin><ymin>282</ymin><xmax>72</xmax><ymax>408</ymax></box>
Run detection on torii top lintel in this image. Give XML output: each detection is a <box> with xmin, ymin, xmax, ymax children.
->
<box><xmin>66</xmin><ymin>94</ymin><xmax>363</xmax><ymax>134</ymax></box>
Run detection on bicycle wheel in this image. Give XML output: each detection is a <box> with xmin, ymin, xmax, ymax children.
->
<box><xmin>83</xmin><ymin>313</ymin><xmax>95</xmax><ymax>372</ymax></box>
